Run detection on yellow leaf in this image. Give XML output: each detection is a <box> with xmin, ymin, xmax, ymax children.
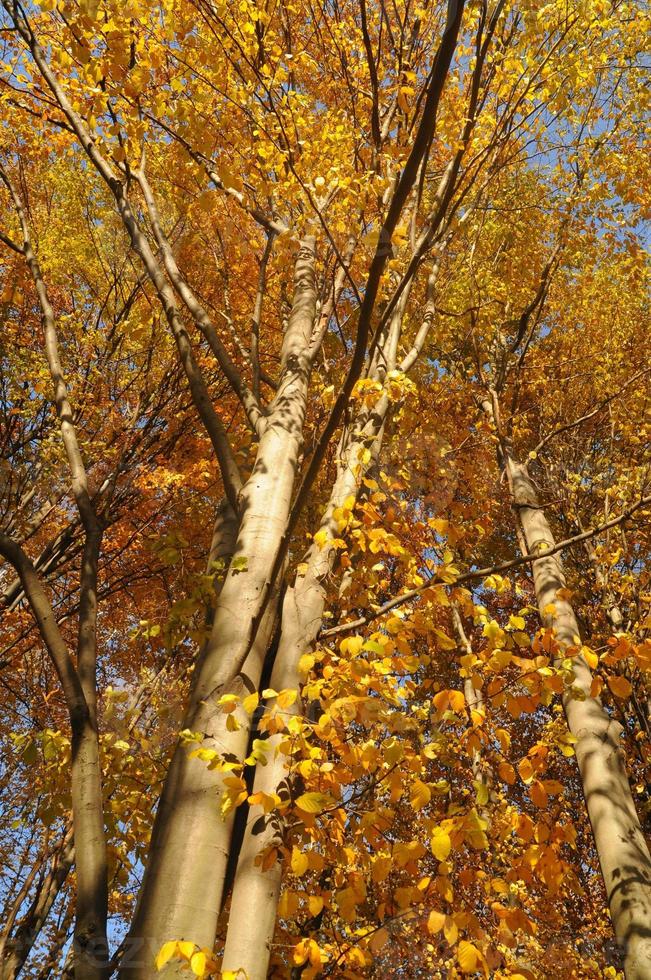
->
<box><xmin>474</xmin><ymin>780</ymin><xmax>489</xmax><ymax>806</ymax></box>
<box><xmin>590</xmin><ymin>676</ymin><xmax>604</xmax><ymax>698</ymax></box>
<box><xmin>530</xmin><ymin>780</ymin><xmax>548</xmax><ymax>808</ymax></box>
<box><xmin>248</xmin><ymin>790</ymin><xmax>279</xmax><ymax>813</ymax></box>
<box><xmin>155</xmin><ymin>942</ymin><xmax>178</xmax><ymax>971</ymax></box>
<box><xmin>226</xmin><ymin>713</ymin><xmax>240</xmax><ymax>731</ymax></box>
<box><xmin>221</xmin><ymin>775</ymin><xmax>248</xmax><ymax>815</ymax></box>
<box><xmin>256</xmin><ymin>843</ymin><xmax>276</xmax><ymax>872</ymax></box>
<box><xmin>313</xmin><ymin>528</ymin><xmax>330</xmax><ymax>549</ymax></box>
<box><xmin>427</xmin><ymin>910</ymin><xmax>446</xmax><ymax>933</ymax></box>
<box><xmin>393</xmin><ymin>840</ymin><xmax>426</xmax><ymax>866</ymax></box>
<box><xmin>542</xmin><ymin>779</ymin><xmax>564</xmax><ymax>795</ymax></box>
<box><xmin>464</xmin><ymin>807</ymin><xmax>489</xmax><ymax>850</ymax></box>
<box><xmin>278</xmin><ymin>890</ymin><xmax>300</xmax><ymax>917</ymax></box>
<box><xmin>499</xmin><ymin>762</ymin><xmax>516</xmax><ymax>785</ymax></box>
<box><xmin>277</xmin><ymin>688</ymin><xmax>298</xmax><ymax>709</ymax></box>
<box><xmin>431</xmin><ymin>826</ymin><xmax>451</xmax><ymax>860</ymax></box>
<box><xmin>449</xmin><ymin>690</ymin><xmax>466</xmax><ymax>713</ymax></box>
<box><xmin>518</xmin><ymin>758</ymin><xmax>535</xmax><ymax>784</ymax></box>
<box><xmin>308</xmin><ymin>895</ymin><xmax>324</xmax><ymax>916</ymax></box>
<box><xmin>218</xmin><ymin>693</ymin><xmax>239</xmax><ymax>712</ymax></box>
<box><xmin>291</xmin><ymin>846</ymin><xmax>309</xmax><ymax>876</ymax></box>
<box><xmin>509</xmin><ymin>614</ymin><xmax>526</xmax><ymax>630</ymax></box>
<box><xmin>496</xmin><ymin>729</ymin><xmax>511</xmax><ymax>754</ymax></box>
<box><xmin>491</xmin><ymin>648</ymin><xmax>512</xmax><ymax>669</ymax></box>
<box><xmin>608</xmin><ymin>674</ymin><xmax>632</xmax><ymax>699</ymax></box>
<box><xmin>307</xmin><ymin>938</ymin><xmax>323</xmax><ymax>966</ymax></box>
<box><xmin>483</xmin><ymin>620</ymin><xmax>505</xmax><ymax>644</ymax></box>
<box><xmin>433</xmin><ymin>627</ymin><xmax>457</xmax><ymax>650</ymax></box>
<box><xmin>341</xmin><ymin>635</ymin><xmax>364</xmax><ymax>656</ymax></box>
<box><xmin>242</xmin><ymin>691</ymin><xmax>259</xmax><ymax>714</ymax></box>
<box><xmin>216</xmin><ymin>162</ymin><xmax>243</xmax><ymax>192</ymax></box>
<box><xmin>295</xmin><ymin>792</ymin><xmax>334</xmax><ymax>814</ymax></box>
<box><xmin>371</xmin><ymin>854</ymin><xmax>392</xmax><ymax>882</ymax></box>
<box><xmin>190</xmin><ymin>950</ymin><xmax>206</xmax><ymax>976</ymax></box>
<box><xmin>369</xmin><ymin>927</ymin><xmax>389</xmax><ymax>952</ymax></box>
<box><xmin>444</xmin><ymin>915</ymin><xmax>459</xmax><ymax>945</ymax></box>
<box><xmin>581</xmin><ymin>646</ymin><xmax>599</xmax><ymax>669</ymax></box>
<box><xmin>307</xmin><ymin>850</ymin><xmax>325</xmax><ymax>872</ymax></box>
<box><xmin>293</xmin><ymin>939</ymin><xmax>309</xmax><ymax>966</ymax></box>
<box><xmin>177</xmin><ymin>941</ymin><xmax>195</xmax><ymax>960</ymax></box>
<box><xmin>457</xmin><ymin>939</ymin><xmax>483</xmax><ymax>974</ymax></box>
<box><xmin>433</xmin><ymin>690</ymin><xmax>449</xmax><ymax>712</ymax></box>
<box><xmin>410</xmin><ymin>778</ymin><xmax>432</xmax><ymax>811</ymax></box>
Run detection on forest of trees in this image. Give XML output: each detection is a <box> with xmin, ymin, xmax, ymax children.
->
<box><xmin>0</xmin><ymin>0</ymin><xmax>649</xmax><ymax>977</ymax></box>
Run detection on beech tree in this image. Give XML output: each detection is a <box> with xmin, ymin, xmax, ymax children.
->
<box><xmin>0</xmin><ymin>0</ymin><xmax>649</xmax><ymax>978</ymax></box>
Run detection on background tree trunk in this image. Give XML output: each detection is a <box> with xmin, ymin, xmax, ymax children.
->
<box><xmin>506</xmin><ymin>456</ymin><xmax>651</xmax><ymax>979</ymax></box>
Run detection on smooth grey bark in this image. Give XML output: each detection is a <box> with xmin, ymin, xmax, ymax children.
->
<box><xmin>0</xmin><ymin>166</ymin><xmax>109</xmax><ymax>980</ymax></box>
<box><xmin>220</xmin><ymin>265</ymin><xmax>445</xmax><ymax>979</ymax></box>
<box><xmin>0</xmin><ymin>535</ymin><xmax>108</xmax><ymax>980</ymax></box>
<box><xmin>0</xmin><ymin>832</ymin><xmax>74</xmax><ymax>980</ymax></box>
<box><xmin>119</xmin><ymin>240</ymin><xmax>317</xmax><ymax>979</ymax></box>
<box><xmin>451</xmin><ymin>603</ymin><xmax>493</xmax><ymax>817</ymax></box>
<box><xmin>219</xmin><ymin>440</ymin><xmax>380</xmax><ymax>980</ymax></box>
<box><xmin>219</xmin><ymin>373</ymin><xmax>395</xmax><ymax>980</ymax></box>
<box><xmin>505</xmin><ymin>455</ymin><xmax>651</xmax><ymax>980</ymax></box>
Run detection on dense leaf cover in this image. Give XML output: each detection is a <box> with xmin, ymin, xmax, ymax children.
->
<box><xmin>0</xmin><ymin>0</ymin><xmax>649</xmax><ymax>977</ymax></box>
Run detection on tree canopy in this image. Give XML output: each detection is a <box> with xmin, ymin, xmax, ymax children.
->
<box><xmin>0</xmin><ymin>0</ymin><xmax>649</xmax><ymax>978</ymax></box>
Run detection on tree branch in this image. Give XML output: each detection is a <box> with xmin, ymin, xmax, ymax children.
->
<box><xmin>135</xmin><ymin>166</ymin><xmax>265</xmax><ymax>432</ymax></box>
<box><xmin>321</xmin><ymin>493</ymin><xmax>651</xmax><ymax>637</ymax></box>
<box><xmin>533</xmin><ymin>367</ymin><xmax>651</xmax><ymax>457</ymax></box>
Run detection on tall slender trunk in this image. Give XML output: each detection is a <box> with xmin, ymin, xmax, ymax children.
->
<box><xmin>0</xmin><ymin>165</ymin><xmax>110</xmax><ymax>980</ymax></box>
<box><xmin>70</xmin><ymin>529</ymin><xmax>108</xmax><ymax>980</ymax></box>
<box><xmin>120</xmin><ymin>240</ymin><xmax>317</xmax><ymax>979</ymax></box>
<box><xmin>219</xmin><ymin>444</ymin><xmax>378</xmax><ymax>980</ymax></box>
<box><xmin>69</xmin><ymin>716</ymin><xmax>108</xmax><ymax>980</ymax></box>
<box><xmin>504</xmin><ymin>453</ymin><xmax>651</xmax><ymax>979</ymax></box>
<box><xmin>220</xmin><ymin>254</ymin><xmax>449</xmax><ymax>979</ymax></box>
<box><xmin>0</xmin><ymin>535</ymin><xmax>108</xmax><ymax>980</ymax></box>
<box><xmin>220</xmin><ymin>301</ymin><xmax>410</xmax><ymax>979</ymax></box>
<box><xmin>0</xmin><ymin>834</ymin><xmax>74</xmax><ymax>980</ymax></box>
<box><xmin>451</xmin><ymin>604</ymin><xmax>492</xmax><ymax>817</ymax></box>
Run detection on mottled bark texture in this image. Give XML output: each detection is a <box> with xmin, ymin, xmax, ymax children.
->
<box><xmin>507</xmin><ymin>456</ymin><xmax>651</xmax><ymax>980</ymax></box>
<box><xmin>120</xmin><ymin>240</ymin><xmax>317</xmax><ymax>979</ymax></box>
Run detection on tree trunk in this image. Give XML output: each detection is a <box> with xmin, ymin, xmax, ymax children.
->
<box><xmin>506</xmin><ymin>456</ymin><xmax>651</xmax><ymax>980</ymax></box>
<box><xmin>68</xmin><ymin>717</ymin><xmax>108</xmax><ymax>980</ymax></box>
<box><xmin>119</xmin><ymin>240</ymin><xmax>317</xmax><ymax>979</ymax></box>
<box><xmin>0</xmin><ymin>835</ymin><xmax>74</xmax><ymax>980</ymax></box>
<box><xmin>220</xmin><ymin>456</ymin><xmax>381</xmax><ymax>976</ymax></box>
<box><xmin>220</xmin><ymin>269</ymin><xmax>443</xmax><ymax>980</ymax></box>
<box><xmin>452</xmin><ymin>604</ymin><xmax>493</xmax><ymax>817</ymax></box>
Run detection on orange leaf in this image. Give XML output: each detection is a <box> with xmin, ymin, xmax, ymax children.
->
<box><xmin>530</xmin><ymin>780</ymin><xmax>548</xmax><ymax>808</ymax></box>
<box><xmin>607</xmin><ymin>675</ymin><xmax>632</xmax><ymax>699</ymax></box>
<box><xmin>498</xmin><ymin>762</ymin><xmax>516</xmax><ymax>785</ymax></box>
<box><xmin>518</xmin><ymin>758</ymin><xmax>535</xmax><ymax>784</ymax></box>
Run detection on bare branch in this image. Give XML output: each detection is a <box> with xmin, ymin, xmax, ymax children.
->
<box><xmin>135</xmin><ymin>166</ymin><xmax>265</xmax><ymax>432</ymax></box>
